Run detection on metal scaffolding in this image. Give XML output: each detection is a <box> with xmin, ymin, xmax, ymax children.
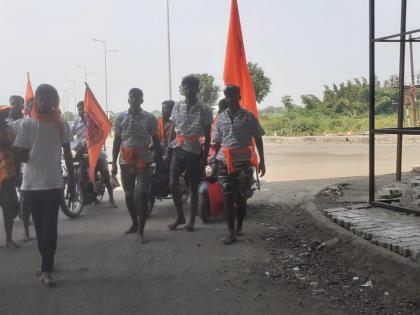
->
<box><xmin>369</xmin><ymin>0</ymin><xmax>420</xmax><ymax>214</ymax></box>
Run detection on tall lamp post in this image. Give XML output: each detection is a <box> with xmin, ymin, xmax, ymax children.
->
<box><xmin>166</xmin><ymin>0</ymin><xmax>173</xmax><ymax>99</ymax></box>
<box><xmin>76</xmin><ymin>65</ymin><xmax>88</xmax><ymax>82</ymax></box>
<box><xmin>92</xmin><ymin>38</ymin><xmax>117</xmax><ymax>115</ymax></box>
<box><xmin>68</xmin><ymin>80</ymin><xmax>77</xmax><ymax>114</ymax></box>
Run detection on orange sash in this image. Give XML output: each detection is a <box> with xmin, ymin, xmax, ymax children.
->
<box><xmin>157</xmin><ymin>117</ymin><xmax>165</xmax><ymax>143</ymax></box>
<box><xmin>222</xmin><ymin>146</ymin><xmax>251</xmax><ymax>174</ymax></box>
<box><xmin>222</xmin><ymin>145</ymin><xmax>259</xmax><ymax>174</ymax></box>
<box><xmin>120</xmin><ymin>144</ymin><xmax>149</xmax><ymax>173</ymax></box>
<box><xmin>176</xmin><ymin>135</ymin><xmax>201</xmax><ymax>145</ymax></box>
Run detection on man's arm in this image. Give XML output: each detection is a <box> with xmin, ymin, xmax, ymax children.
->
<box><xmin>202</xmin><ymin>124</ymin><xmax>211</xmax><ymax>167</ymax></box>
<box><xmin>151</xmin><ymin>134</ymin><xmax>163</xmax><ymax>165</ymax></box>
<box><xmin>255</xmin><ymin>137</ymin><xmax>266</xmax><ymax>177</ymax></box>
<box><xmin>112</xmin><ymin>135</ymin><xmax>122</xmax><ymax>176</ymax></box>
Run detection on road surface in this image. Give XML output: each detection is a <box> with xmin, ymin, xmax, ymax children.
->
<box><xmin>0</xmin><ymin>143</ymin><xmax>418</xmax><ymax>314</ymax></box>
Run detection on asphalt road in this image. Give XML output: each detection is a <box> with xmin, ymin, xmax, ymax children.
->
<box><xmin>263</xmin><ymin>143</ymin><xmax>420</xmax><ymax>182</ymax></box>
<box><xmin>0</xmin><ymin>143</ymin><xmax>418</xmax><ymax>315</ymax></box>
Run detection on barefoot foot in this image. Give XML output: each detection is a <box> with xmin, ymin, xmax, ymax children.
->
<box><xmin>222</xmin><ymin>235</ymin><xmax>237</xmax><ymax>245</ymax></box>
<box><xmin>6</xmin><ymin>240</ymin><xmax>19</xmax><ymax>249</ymax></box>
<box><xmin>185</xmin><ymin>222</ymin><xmax>195</xmax><ymax>232</ymax></box>
<box><xmin>168</xmin><ymin>218</ymin><xmax>186</xmax><ymax>230</ymax></box>
<box><xmin>235</xmin><ymin>227</ymin><xmax>244</xmax><ymax>236</ymax></box>
<box><xmin>124</xmin><ymin>225</ymin><xmax>139</xmax><ymax>235</ymax></box>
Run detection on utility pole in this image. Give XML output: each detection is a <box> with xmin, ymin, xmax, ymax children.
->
<box><xmin>92</xmin><ymin>38</ymin><xmax>117</xmax><ymax>116</ymax></box>
<box><xmin>76</xmin><ymin>65</ymin><xmax>87</xmax><ymax>82</ymax></box>
<box><xmin>408</xmin><ymin>34</ymin><xmax>418</xmax><ymax>126</ymax></box>
<box><xmin>68</xmin><ymin>80</ymin><xmax>77</xmax><ymax>114</ymax></box>
<box><xmin>166</xmin><ymin>0</ymin><xmax>173</xmax><ymax>99</ymax></box>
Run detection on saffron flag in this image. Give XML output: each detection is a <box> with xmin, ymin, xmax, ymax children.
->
<box><xmin>223</xmin><ymin>0</ymin><xmax>260</xmax><ymax>170</ymax></box>
<box><xmin>25</xmin><ymin>72</ymin><xmax>34</xmax><ymax>102</ymax></box>
<box><xmin>223</xmin><ymin>0</ymin><xmax>258</xmax><ymax>120</ymax></box>
<box><xmin>83</xmin><ymin>84</ymin><xmax>112</xmax><ymax>183</ymax></box>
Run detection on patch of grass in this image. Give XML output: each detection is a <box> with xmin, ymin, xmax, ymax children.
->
<box><xmin>260</xmin><ymin>110</ymin><xmax>397</xmax><ymax>136</ymax></box>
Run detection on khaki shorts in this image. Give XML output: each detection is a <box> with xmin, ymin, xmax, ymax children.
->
<box><xmin>120</xmin><ymin>164</ymin><xmax>153</xmax><ymax>196</ymax></box>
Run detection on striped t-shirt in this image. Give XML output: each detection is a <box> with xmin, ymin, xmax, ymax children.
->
<box><xmin>113</xmin><ymin>109</ymin><xmax>157</xmax><ymax>164</ymax></box>
<box><xmin>170</xmin><ymin>101</ymin><xmax>213</xmax><ymax>155</ymax></box>
<box><xmin>214</xmin><ymin>107</ymin><xmax>265</xmax><ymax>162</ymax></box>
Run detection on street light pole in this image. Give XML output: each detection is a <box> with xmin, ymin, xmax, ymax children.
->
<box><xmin>76</xmin><ymin>65</ymin><xmax>87</xmax><ymax>82</ymax></box>
<box><xmin>166</xmin><ymin>0</ymin><xmax>173</xmax><ymax>99</ymax></box>
<box><xmin>93</xmin><ymin>38</ymin><xmax>117</xmax><ymax>116</ymax></box>
<box><xmin>68</xmin><ymin>80</ymin><xmax>77</xmax><ymax>113</ymax></box>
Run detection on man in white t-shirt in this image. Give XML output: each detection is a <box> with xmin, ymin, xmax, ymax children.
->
<box><xmin>14</xmin><ymin>84</ymin><xmax>74</xmax><ymax>287</ymax></box>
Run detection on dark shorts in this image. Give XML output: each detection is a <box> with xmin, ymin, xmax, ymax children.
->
<box><xmin>120</xmin><ymin>164</ymin><xmax>153</xmax><ymax>196</ymax></box>
<box><xmin>0</xmin><ymin>180</ymin><xmax>19</xmax><ymax>220</ymax></box>
<box><xmin>216</xmin><ymin>160</ymin><xmax>254</xmax><ymax>197</ymax></box>
<box><xmin>170</xmin><ymin>147</ymin><xmax>201</xmax><ymax>186</ymax></box>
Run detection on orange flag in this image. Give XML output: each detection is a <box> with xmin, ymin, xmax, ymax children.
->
<box><xmin>83</xmin><ymin>84</ymin><xmax>112</xmax><ymax>183</ymax></box>
<box><xmin>223</xmin><ymin>0</ymin><xmax>258</xmax><ymax>120</ymax></box>
<box><xmin>223</xmin><ymin>0</ymin><xmax>259</xmax><ymax>170</ymax></box>
<box><xmin>25</xmin><ymin>72</ymin><xmax>34</xmax><ymax>102</ymax></box>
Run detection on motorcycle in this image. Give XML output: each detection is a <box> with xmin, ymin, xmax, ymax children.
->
<box><xmin>60</xmin><ymin>151</ymin><xmax>107</xmax><ymax>218</ymax></box>
<box><xmin>147</xmin><ymin>160</ymin><xmax>190</xmax><ymax>216</ymax></box>
<box><xmin>198</xmin><ymin>165</ymin><xmax>260</xmax><ymax>223</ymax></box>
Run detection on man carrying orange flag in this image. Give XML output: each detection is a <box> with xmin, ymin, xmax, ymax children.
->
<box><xmin>214</xmin><ymin>85</ymin><xmax>265</xmax><ymax>245</ymax></box>
<box><xmin>223</xmin><ymin>0</ymin><xmax>258</xmax><ymax>119</ymax></box>
<box><xmin>73</xmin><ymin>98</ymin><xmax>115</xmax><ymax>207</ymax></box>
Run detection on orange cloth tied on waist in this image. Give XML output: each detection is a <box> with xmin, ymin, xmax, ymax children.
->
<box><xmin>157</xmin><ymin>117</ymin><xmax>165</xmax><ymax>143</ymax></box>
<box><xmin>222</xmin><ymin>145</ymin><xmax>259</xmax><ymax>174</ymax></box>
<box><xmin>120</xmin><ymin>144</ymin><xmax>149</xmax><ymax>173</ymax></box>
<box><xmin>176</xmin><ymin>135</ymin><xmax>201</xmax><ymax>145</ymax></box>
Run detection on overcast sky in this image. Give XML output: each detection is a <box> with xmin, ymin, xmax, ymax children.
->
<box><xmin>1</xmin><ymin>0</ymin><xmax>420</xmax><ymax>113</ymax></box>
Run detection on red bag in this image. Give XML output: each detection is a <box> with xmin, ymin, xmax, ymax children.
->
<box><xmin>208</xmin><ymin>182</ymin><xmax>225</xmax><ymax>217</ymax></box>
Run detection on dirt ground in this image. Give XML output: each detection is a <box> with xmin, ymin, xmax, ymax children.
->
<box><xmin>249</xmin><ymin>200</ymin><xmax>420</xmax><ymax>315</ymax></box>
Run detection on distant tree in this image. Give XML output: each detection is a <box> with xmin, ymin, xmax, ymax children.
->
<box><xmin>281</xmin><ymin>95</ymin><xmax>295</xmax><ymax>110</ymax></box>
<box><xmin>301</xmin><ymin>94</ymin><xmax>321</xmax><ymax>110</ymax></box>
<box><xmin>248</xmin><ymin>62</ymin><xmax>272</xmax><ymax>103</ymax></box>
<box><xmin>62</xmin><ymin>111</ymin><xmax>75</xmax><ymax>122</ymax></box>
<box><xmin>180</xmin><ymin>73</ymin><xmax>220</xmax><ymax>108</ymax></box>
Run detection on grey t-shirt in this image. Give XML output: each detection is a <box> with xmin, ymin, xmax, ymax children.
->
<box><xmin>170</xmin><ymin>101</ymin><xmax>213</xmax><ymax>154</ymax></box>
<box><xmin>13</xmin><ymin>118</ymin><xmax>72</xmax><ymax>190</ymax></box>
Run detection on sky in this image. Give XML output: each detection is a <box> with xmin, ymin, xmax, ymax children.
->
<box><xmin>1</xmin><ymin>0</ymin><xmax>420</xmax><ymax>113</ymax></box>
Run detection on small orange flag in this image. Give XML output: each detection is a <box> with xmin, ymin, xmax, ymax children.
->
<box><xmin>83</xmin><ymin>84</ymin><xmax>112</xmax><ymax>183</ymax></box>
<box><xmin>25</xmin><ymin>72</ymin><xmax>34</xmax><ymax>103</ymax></box>
<box><xmin>223</xmin><ymin>0</ymin><xmax>258</xmax><ymax>120</ymax></box>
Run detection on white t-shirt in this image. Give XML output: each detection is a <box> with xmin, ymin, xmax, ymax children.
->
<box><xmin>13</xmin><ymin>118</ymin><xmax>72</xmax><ymax>191</ymax></box>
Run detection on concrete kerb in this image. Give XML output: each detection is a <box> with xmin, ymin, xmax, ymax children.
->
<box><xmin>263</xmin><ymin>134</ymin><xmax>420</xmax><ymax>145</ymax></box>
<box><xmin>303</xmin><ymin>188</ymin><xmax>420</xmax><ymax>277</ymax></box>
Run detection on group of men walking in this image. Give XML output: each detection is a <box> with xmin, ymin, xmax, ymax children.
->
<box><xmin>1</xmin><ymin>74</ymin><xmax>266</xmax><ymax>287</ymax></box>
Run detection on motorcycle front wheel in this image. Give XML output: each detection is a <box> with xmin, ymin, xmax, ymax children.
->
<box><xmin>61</xmin><ymin>181</ymin><xmax>84</xmax><ymax>218</ymax></box>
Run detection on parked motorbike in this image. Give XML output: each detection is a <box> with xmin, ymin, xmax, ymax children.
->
<box><xmin>198</xmin><ymin>165</ymin><xmax>260</xmax><ymax>223</ymax></box>
<box><xmin>147</xmin><ymin>161</ymin><xmax>190</xmax><ymax>216</ymax></box>
<box><xmin>60</xmin><ymin>152</ymin><xmax>107</xmax><ymax>218</ymax></box>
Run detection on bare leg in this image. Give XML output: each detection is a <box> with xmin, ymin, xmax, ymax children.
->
<box><xmin>100</xmin><ymin>167</ymin><xmax>117</xmax><ymax>207</ymax></box>
<box><xmin>137</xmin><ymin>192</ymin><xmax>149</xmax><ymax>244</ymax></box>
<box><xmin>2</xmin><ymin>201</ymin><xmax>19</xmax><ymax>249</ymax></box>
<box><xmin>223</xmin><ymin>193</ymin><xmax>237</xmax><ymax>245</ymax></box>
<box><xmin>169</xmin><ymin>175</ymin><xmax>186</xmax><ymax>230</ymax></box>
<box><xmin>185</xmin><ymin>181</ymin><xmax>199</xmax><ymax>232</ymax></box>
<box><xmin>124</xmin><ymin>194</ymin><xmax>138</xmax><ymax>234</ymax></box>
<box><xmin>236</xmin><ymin>195</ymin><xmax>247</xmax><ymax>236</ymax></box>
